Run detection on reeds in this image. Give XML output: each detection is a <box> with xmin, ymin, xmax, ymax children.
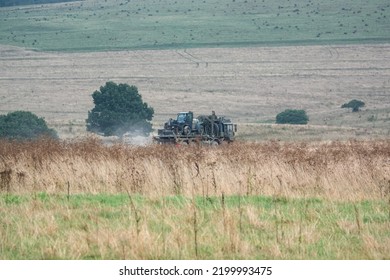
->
<box><xmin>0</xmin><ymin>137</ymin><xmax>389</xmax><ymax>201</ymax></box>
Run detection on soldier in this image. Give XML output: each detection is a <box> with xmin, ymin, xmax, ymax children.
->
<box><xmin>210</xmin><ymin>110</ymin><xmax>217</xmax><ymax>121</ymax></box>
<box><xmin>209</xmin><ymin>111</ymin><xmax>218</xmax><ymax>136</ymax></box>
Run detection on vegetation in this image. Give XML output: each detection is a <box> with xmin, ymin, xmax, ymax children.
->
<box><xmin>0</xmin><ymin>111</ymin><xmax>57</xmax><ymax>140</ymax></box>
<box><xmin>276</xmin><ymin>109</ymin><xmax>309</xmax><ymax>125</ymax></box>
<box><xmin>1</xmin><ymin>193</ymin><xmax>389</xmax><ymax>259</ymax></box>
<box><xmin>86</xmin><ymin>82</ymin><xmax>154</xmax><ymax>137</ymax></box>
<box><xmin>0</xmin><ymin>0</ymin><xmax>389</xmax><ymax>51</ymax></box>
<box><xmin>342</xmin><ymin>99</ymin><xmax>366</xmax><ymax>112</ymax></box>
<box><xmin>1</xmin><ymin>137</ymin><xmax>388</xmax><ymax>199</ymax></box>
<box><xmin>0</xmin><ymin>138</ymin><xmax>389</xmax><ymax>259</ymax></box>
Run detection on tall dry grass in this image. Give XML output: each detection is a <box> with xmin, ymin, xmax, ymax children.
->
<box><xmin>1</xmin><ymin>137</ymin><xmax>389</xmax><ymax>201</ymax></box>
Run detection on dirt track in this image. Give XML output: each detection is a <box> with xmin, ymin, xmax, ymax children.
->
<box><xmin>0</xmin><ymin>44</ymin><xmax>389</xmax><ymax>138</ymax></box>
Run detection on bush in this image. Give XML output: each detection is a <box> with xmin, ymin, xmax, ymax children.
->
<box><xmin>341</xmin><ymin>99</ymin><xmax>365</xmax><ymax>112</ymax></box>
<box><xmin>0</xmin><ymin>111</ymin><xmax>57</xmax><ymax>140</ymax></box>
<box><xmin>276</xmin><ymin>109</ymin><xmax>309</xmax><ymax>125</ymax></box>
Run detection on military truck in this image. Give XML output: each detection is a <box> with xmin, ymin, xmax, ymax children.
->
<box><xmin>153</xmin><ymin>111</ymin><xmax>237</xmax><ymax>145</ymax></box>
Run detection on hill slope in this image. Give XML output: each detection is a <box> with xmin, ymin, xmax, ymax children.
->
<box><xmin>0</xmin><ymin>0</ymin><xmax>389</xmax><ymax>51</ymax></box>
<box><xmin>0</xmin><ymin>43</ymin><xmax>389</xmax><ymax>140</ymax></box>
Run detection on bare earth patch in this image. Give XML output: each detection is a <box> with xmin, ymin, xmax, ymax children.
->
<box><xmin>0</xmin><ymin>44</ymin><xmax>389</xmax><ymax>140</ymax></box>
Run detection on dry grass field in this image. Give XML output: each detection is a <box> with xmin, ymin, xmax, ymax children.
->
<box><xmin>0</xmin><ymin>138</ymin><xmax>389</xmax><ymax>259</ymax></box>
<box><xmin>1</xmin><ymin>138</ymin><xmax>389</xmax><ymax>200</ymax></box>
<box><xmin>1</xmin><ymin>43</ymin><xmax>389</xmax><ymax>140</ymax></box>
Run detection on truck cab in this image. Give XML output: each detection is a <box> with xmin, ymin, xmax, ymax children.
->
<box><xmin>164</xmin><ymin>111</ymin><xmax>194</xmax><ymax>135</ymax></box>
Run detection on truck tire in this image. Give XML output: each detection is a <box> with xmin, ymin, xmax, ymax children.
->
<box><xmin>183</xmin><ymin>125</ymin><xmax>190</xmax><ymax>135</ymax></box>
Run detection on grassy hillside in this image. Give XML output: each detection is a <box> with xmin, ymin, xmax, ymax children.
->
<box><xmin>0</xmin><ymin>0</ymin><xmax>389</xmax><ymax>51</ymax></box>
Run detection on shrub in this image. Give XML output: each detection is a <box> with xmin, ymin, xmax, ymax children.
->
<box><xmin>341</xmin><ymin>99</ymin><xmax>365</xmax><ymax>112</ymax></box>
<box><xmin>0</xmin><ymin>111</ymin><xmax>57</xmax><ymax>139</ymax></box>
<box><xmin>276</xmin><ymin>109</ymin><xmax>309</xmax><ymax>125</ymax></box>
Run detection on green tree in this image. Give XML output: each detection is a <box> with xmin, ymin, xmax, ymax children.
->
<box><xmin>86</xmin><ymin>82</ymin><xmax>154</xmax><ymax>137</ymax></box>
<box><xmin>0</xmin><ymin>111</ymin><xmax>57</xmax><ymax>139</ymax></box>
<box><xmin>276</xmin><ymin>109</ymin><xmax>309</xmax><ymax>125</ymax></box>
<box><xmin>341</xmin><ymin>99</ymin><xmax>365</xmax><ymax>112</ymax></box>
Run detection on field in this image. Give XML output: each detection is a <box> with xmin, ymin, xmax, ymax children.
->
<box><xmin>0</xmin><ymin>0</ymin><xmax>389</xmax><ymax>51</ymax></box>
<box><xmin>1</xmin><ymin>138</ymin><xmax>389</xmax><ymax>259</ymax></box>
<box><xmin>1</xmin><ymin>43</ymin><xmax>389</xmax><ymax>141</ymax></box>
<box><xmin>0</xmin><ymin>0</ymin><xmax>390</xmax><ymax>260</ymax></box>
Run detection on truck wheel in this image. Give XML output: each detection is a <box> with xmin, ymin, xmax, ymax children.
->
<box><xmin>211</xmin><ymin>140</ymin><xmax>219</xmax><ymax>146</ymax></box>
<box><xmin>183</xmin><ymin>125</ymin><xmax>190</xmax><ymax>135</ymax></box>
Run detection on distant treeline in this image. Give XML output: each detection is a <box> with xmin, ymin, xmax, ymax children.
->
<box><xmin>0</xmin><ymin>0</ymin><xmax>79</xmax><ymax>7</ymax></box>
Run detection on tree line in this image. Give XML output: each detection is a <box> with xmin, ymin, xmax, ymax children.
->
<box><xmin>0</xmin><ymin>0</ymin><xmax>78</xmax><ymax>7</ymax></box>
